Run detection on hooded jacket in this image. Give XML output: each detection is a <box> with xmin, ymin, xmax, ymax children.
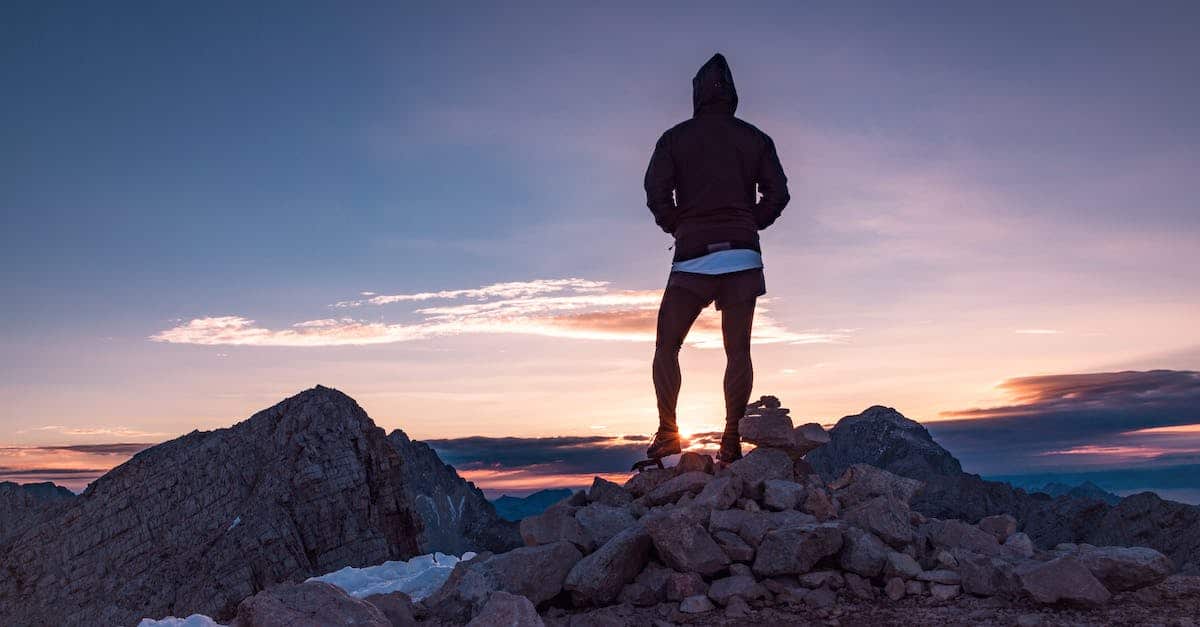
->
<box><xmin>644</xmin><ymin>53</ymin><xmax>790</xmax><ymax>262</ymax></box>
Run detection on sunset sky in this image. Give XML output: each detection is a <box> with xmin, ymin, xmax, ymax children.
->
<box><xmin>3</xmin><ymin>2</ymin><xmax>1198</xmax><ymax>499</ymax></box>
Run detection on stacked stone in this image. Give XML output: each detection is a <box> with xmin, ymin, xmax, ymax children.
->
<box><xmin>418</xmin><ymin>397</ymin><xmax>1175</xmax><ymax>626</ymax></box>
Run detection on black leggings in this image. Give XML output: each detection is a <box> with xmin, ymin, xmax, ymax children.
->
<box><xmin>652</xmin><ymin>286</ymin><xmax>755</xmax><ymax>433</ymax></box>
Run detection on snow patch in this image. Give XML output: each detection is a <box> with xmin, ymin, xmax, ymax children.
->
<box><xmin>137</xmin><ymin>614</ymin><xmax>226</xmax><ymax>627</ymax></box>
<box><xmin>306</xmin><ymin>551</ymin><xmax>475</xmax><ymax>601</ymax></box>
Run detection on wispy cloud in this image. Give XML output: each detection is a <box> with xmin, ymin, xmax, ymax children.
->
<box><xmin>151</xmin><ymin>278</ymin><xmax>846</xmax><ymax>348</ymax></box>
<box><xmin>16</xmin><ymin>425</ymin><xmax>168</xmax><ymax>437</ymax></box>
<box><xmin>1014</xmin><ymin>329</ymin><xmax>1062</xmax><ymax>335</ymax></box>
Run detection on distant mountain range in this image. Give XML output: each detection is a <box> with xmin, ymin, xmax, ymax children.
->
<box><xmin>491</xmin><ymin>488</ymin><xmax>574</xmax><ymax>521</ymax></box>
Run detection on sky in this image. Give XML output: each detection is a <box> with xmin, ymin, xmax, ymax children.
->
<box><xmin>2</xmin><ymin>2</ymin><xmax>1199</xmax><ymax>498</ymax></box>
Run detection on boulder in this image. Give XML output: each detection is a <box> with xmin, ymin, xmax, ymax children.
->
<box><xmin>882</xmin><ymin>551</ymin><xmax>922</xmax><ymax>579</ymax></box>
<box><xmin>841</xmin><ymin>494</ymin><xmax>913</xmax><ymax>547</ymax></box>
<box><xmin>830</xmin><ymin>464</ymin><xmax>923</xmax><ymax>508</ymax></box>
<box><xmin>803</xmin><ymin>587</ymin><xmax>837</xmax><ymax>608</ymax></box>
<box><xmin>797</xmin><ymin>570</ymin><xmax>844</xmax><ymax>589</ymax></box>
<box><xmin>762</xmin><ymin>480</ymin><xmax>806</xmax><ymax>511</ymax></box>
<box><xmin>707</xmin><ymin>575</ymin><xmax>769</xmax><ymax>606</ymax></box>
<box><xmin>616</xmin><ymin>582</ymin><xmax>658</xmax><ymax>607</ymax></box>
<box><xmin>587</xmin><ymin>477</ymin><xmax>633</xmax><ymax>507</ymax></box>
<box><xmin>623</xmin><ymin>467</ymin><xmax>674</xmax><ymax>498</ymax></box>
<box><xmin>361</xmin><ymin>591</ymin><xmax>416</xmax><ymax>627</ymax></box>
<box><xmin>884</xmin><ymin>577</ymin><xmax>905</xmax><ymax>601</ymax></box>
<box><xmin>728</xmin><ymin>447</ymin><xmax>794</xmax><ymax>490</ymax></box>
<box><xmin>799</xmin><ymin>476</ymin><xmax>839</xmax><ymax>521</ymax></box>
<box><xmin>916</xmin><ymin>569</ymin><xmax>961</xmax><ymax>585</ymax></box>
<box><xmin>752</xmin><ymin>524</ymin><xmax>843</xmax><ymax>577</ymax></box>
<box><xmin>1005</xmin><ymin>532</ymin><xmax>1035</xmax><ymax>558</ymax></box>
<box><xmin>953</xmin><ymin>550</ymin><xmax>1022</xmax><ymax>598</ymax></box>
<box><xmin>679</xmin><ymin>595</ymin><xmax>715</xmax><ymax>614</ymax></box>
<box><xmin>563</xmin><ymin>525</ymin><xmax>652</xmax><ymax>606</ymax></box>
<box><xmin>906</xmin><ymin>580</ymin><xmax>925</xmax><ymax>596</ymax></box>
<box><xmin>465</xmin><ymin>591</ymin><xmax>544</xmax><ymax>627</ymax></box>
<box><xmin>426</xmin><ymin>542</ymin><xmax>583</xmax><ymax>623</ymax></box>
<box><xmin>676</xmin><ymin>451</ymin><xmax>715</xmax><ymax>474</ymax></box>
<box><xmin>739</xmin><ymin>412</ymin><xmax>794</xmax><ymax>447</ymax></box>
<box><xmin>644</xmin><ymin>471</ymin><xmax>711</xmax><ymax>506</ymax></box>
<box><xmin>978</xmin><ymin>514</ymin><xmax>1018</xmax><ymax>542</ymax></box>
<box><xmin>629</xmin><ymin>562</ymin><xmax>672</xmax><ymax>604</ymax></box>
<box><xmin>665</xmin><ymin>571</ymin><xmax>708</xmax><ymax>601</ymax></box>
<box><xmin>519</xmin><ymin>505</ymin><xmax>593</xmax><ymax>552</ymax></box>
<box><xmin>693</xmin><ymin>475</ymin><xmax>741</xmax><ymax>510</ymax></box>
<box><xmin>791</xmin><ymin>423</ymin><xmax>830</xmax><ymax>456</ymax></box>
<box><xmin>574</xmin><ymin>504</ymin><xmax>636</xmax><ymax>547</ymax></box>
<box><xmin>724</xmin><ymin>595</ymin><xmax>751</xmax><ymax>618</ymax></box>
<box><xmin>645</xmin><ymin>510</ymin><xmax>730</xmax><ymax>577</ymax></box>
<box><xmin>839</xmin><ymin>527</ymin><xmax>889</xmax><ymax>577</ymax></box>
<box><xmin>929</xmin><ymin>583</ymin><xmax>960</xmax><ymax>601</ymax></box>
<box><xmin>843</xmin><ymin>572</ymin><xmax>877</xmax><ymax>599</ymax></box>
<box><xmin>1073</xmin><ymin>546</ymin><xmax>1173</xmax><ymax>591</ymax></box>
<box><xmin>231</xmin><ymin>581</ymin><xmax>390</xmax><ymax>627</ymax></box>
<box><xmin>713</xmin><ymin>530</ymin><xmax>755</xmax><ymax>563</ymax></box>
<box><xmin>1017</xmin><ymin>556</ymin><xmax>1111</xmax><ymax>606</ymax></box>
<box><xmin>923</xmin><ymin>519</ymin><xmax>1003</xmax><ymax>556</ymax></box>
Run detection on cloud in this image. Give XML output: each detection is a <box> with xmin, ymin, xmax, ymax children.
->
<box><xmin>1014</xmin><ymin>329</ymin><xmax>1062</xmax><ymax>335</ymax></box>
<box><xmin>931</xmin><ymin>370</ymin><xmax>1200</xmax><ymax>474</ymax></box>
<box><xmin>10</xmin><ymin>443</ymin><xmax>156</xmax><ymax>455</ymax></box>
<box><xmin>17</xmin><ymin>425</ymin><xmax>169</xmax><ymax>437</ymax></box>
<box><xmin>151</xmin><ymin>278</ymin><xmax>846</xmax><ymax>348</ymax></box>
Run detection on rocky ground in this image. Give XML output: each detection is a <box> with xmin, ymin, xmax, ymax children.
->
<box><xmin>218</xmin><ymin>396</ymin><xmax>1197</xmax><ymax>627</ymax></box>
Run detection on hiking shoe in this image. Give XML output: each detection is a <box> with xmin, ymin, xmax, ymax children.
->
<box><xmin>646</xmin><ymin>429</ymin><xmax>683</xmax><ymax>459</ymax></box>
<box><xmin>716</xmin><ymin>431</ymin><xmax>742</xmax><ymax>464</ymax></box>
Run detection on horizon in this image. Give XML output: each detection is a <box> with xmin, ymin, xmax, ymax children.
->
<box><xmin>3</xmin><ymin>3</ymin><xmax>1199</xmax><ymax>502</ymax></box>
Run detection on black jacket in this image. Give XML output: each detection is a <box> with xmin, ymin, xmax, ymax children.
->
<box><xmin>644</xmin><ymin>53</ymin><xmax>790</xmax><ymax>262</ymax></box>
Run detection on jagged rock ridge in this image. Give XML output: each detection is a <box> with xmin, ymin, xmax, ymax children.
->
<box><xmin>807</xmin><ymin>405</ymin><xmax>1200</xmax><ymax>575</ymax></box>
<box><xmin>0</xmin><ymin>385</ymin><xmax>517</xmax><ymax>626</ymax></box>
<box><xmin>0</xmin><ymin>480</ymin><xmax>74</xmax><ymax>544</ymax></box>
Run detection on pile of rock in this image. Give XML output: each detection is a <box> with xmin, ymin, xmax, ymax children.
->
<box><xmin>415</xmin><ymin>396</ymin><xmax>1175</xmax><ymax>626</ymax></box>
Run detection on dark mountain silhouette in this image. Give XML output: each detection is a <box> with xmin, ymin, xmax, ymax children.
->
<box><xmin>0</xmin><ymin>386</ymin><xmax>518</xmax><ymax>626</ymax></box>
<box><xmin>807</xmin><ymin>405</ymin><xmax>1200</xmax><ymax>574</ymax></box>
<box><xmin>492</xmin><ymin>488</ymin><xmax>575</xmax><ymax>521</ymax></box>
<box><xmin>0</xmin><ymin>480</ymin><xmax>75</xmax><ymax>543</ymax></box>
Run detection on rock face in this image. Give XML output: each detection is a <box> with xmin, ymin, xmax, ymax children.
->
<box><xmin>387</xmin><ymin>430</ymin><xmax>519</xmax><ymax>554</ymax></box>
<box><xmin>228</xmin><ymin>580</ymin><xmax>390</xmax><ymax>627</ymax></box>
<box><xmin>0</xmin><ymin>386</ymin><xmax>515</xmax><ymax>627</ymax></box>
<box><xmin>0</xmin><ymin>480</ymin><xmax>74</xmax><ymax>544</ymax></box>
<box><xmin>807</xmin><ymin>404</ymin><xmax>1200</xmax><ymax>575</ymax></box>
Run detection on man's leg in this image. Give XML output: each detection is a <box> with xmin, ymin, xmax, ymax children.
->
<box><xmin>720</xmin><ymin>297</ymin><xmax>756</xmax><ymax>450</ymax></box>
<box><xmin>652</xmin><ymin>286</ymin><xmax>709</xmax><ymax>433</ymax></box>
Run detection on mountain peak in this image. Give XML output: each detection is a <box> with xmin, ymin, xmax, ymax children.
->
<box><xmin>807</xmin><ymin>405</ymin><xmax>963</xmax><ymax>481</ymax></box>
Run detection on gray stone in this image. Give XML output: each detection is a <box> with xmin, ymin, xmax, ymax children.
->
<box><xmin>707</xmin><ymin>575</ymin><xmax>768</xmax><ymax>606</ymax></box>
<box><xmin>644</xmin><ymin>471</ymin><xmax>711</xmax><ymax>506</ymax></box>
<box><xmin>724</xmin><ymin>595</ymin><xmax>751</xmax><ymax>618</ymax></box>
<box><xmin>678</xmin><ymin>595</ymin><xmax>714</xmax><ymax>614</ymax></box>
<box><xmin>739</xmin><ymin>412</ymin><xmax>794</xmax><ymax>447</ymax></box>
<box><xmin>917</xmin><ymin>569</ymin><xmax>961</xmax><ymax>585</ymax></box>
<box><xmin>762</xmin><ymin>480</ymin><xmax>806</xmax><ymax>511</ymax></box>
<box><xmin>978</xmin><ymin>514</ymin><xmax>1018</xmax><ymax>542</ymax></box>
<box><xmin>617</xmin><ymin>582</ymin><xmax>658</xmax><ymax>607</ymax></box>
<box><xmin>729</xmin><ymin>562</ymin><xmax>752</xmax><ymax>577</ymax></box>
<box><xmin>232</xmin><ymin>581</ymin><xmax>390</xmax><ymax>627</ymax></box>
<box><xmin>465</xmin><ymin>591</ymin><xmax>544</xmax><ymax>627</ymax></box>
<box><xmin>427</xmin><ymin>541</ymin><xmax>583</xmax><ymax>623</ymax></box>
<box><xmin>676</xmin><ymin>452</ymin><xmax>715</xmax><ymax>475</ymax></box>
<box><xmin>1017</xmin><ymin>556</ymin><xmax>1111</xmax><ymax>606</ymax></box>
<box><xmin>645</xmin><ymin>509</ymin><xmax>729</xmax><ymax>576</ymax></box>
<box><xmin>804</xmin><ymin>587</ymin><xmax>837</xmax><ymax>608</ymax></box>
<box><xmin>906</xmin><ymin>580</ymin><xmax>924</xmax><ymax>596</ymax></box>
<box><xmin>843</xmin><ymin>572</ymin><xmax>877</xmax><ymax>599</ymax></box>
<box><xmin>665</xmin><ymin>571</ymin><xmax>707</xmax><ymax>601</ymax></box>
<box><xmin>587</xmin><ymin>477</ymin><xmax>632</xmax><ymax>507</ymax></box>
<box><xmin>728</xmin><ymin>447</ymin><xmax>795</xmax><ymax>490</ymax></box>
<box><xmin>362</xmin><ymin>591</ymin><xmax>416</xmax><ymax>627</ymax></box>
<box><xmin>884</xmin><ymin>576</ymin><xmax>906</xmax><ymax>601</ymax></box>
<box><xmin>953</xmin><ymin>550</ymin><xmax>1022</xmax><ymax>598</ymax></box>
<box><xmin>883</xmin><ymin>551</ymin><xmax>923</xmax><ymax>579</ymax></box>
<box><xmin>1074</xmin><ymin>546</ymin><xmax>1173</xmax><ymax>591</ymax></box>
<box><xmin>791</xmin><ymin>423</ymin><xmax>831</xmax><ymax>456</ymax></box>
<box><xmin>752</xmin><ymin>524</ymin><xmax>843</xmax><ymax>577</ymax></box>
<box><xmin>929</xmin><ymin>583</ymin><xmax>960</xmax><ymax>601</ymax></box>
<box><xmin>799</xmin><ymin>476</ymin><xmax>839</xmax><ymax>521</ymax></box>
<box><xmin>841</xmin><ymin>493</ymin><xmax>913</xmax><ymax>547</ymax></box>
<box><xmin>839</xmin><ymin>527</ymin><xmax>889</xmax><ymax>577</ymax></box>
<box><xmin>924</xmin><ymin>519</ymin><xmax>1003</xmax><ymax>556</ymax></box>
<box><xmin>564</xmin><ymin>525</ymin><xmax>652</xmax><ymax>606</ymax></box>
<box><xmin>575</xmin><ymin>504</ymin><xmax>636</xmax><ymax>547</ymax></box>
<box><xmin>1005</xmin><ymin>532</ymin><xmax>1035</xmax><ymax>558</ymax></box>
<box><xmin>713</xmin><ymin>530</ymin><xmax>755</xmax><ymax>563</ymax></box>
<box><xmin>693</xmin><ymin>475</ymin><xmax>741</xmax><ymax>511</ymax></box>
<box><xmin>519</xmin><ymin>504</ymin><xmax>593</xmax><ymax>552</ymax></box>
<box><xmin>797</xmin><ymin>570</ymin><xmax>844</xmax><ymax>589</ymax></box>
<box><xmin>623</xmin><ymin>467</ymin><xmax>675</xmax><ymax>498</ymax></box>
<box><xmin>829</xmin><ymin>463</ymin><xmax>923</xmax><ymax>508</ymax></box>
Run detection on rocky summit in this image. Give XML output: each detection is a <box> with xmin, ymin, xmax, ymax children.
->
<box><xmin>381</xmin><ymin>396</ymin><xmax>1187</xmax><ymax>626</ymax></box>
<box><xmin>0</xmin><ymin>385</ymin><xmax>518</xmax><ymax>627</ymax></box>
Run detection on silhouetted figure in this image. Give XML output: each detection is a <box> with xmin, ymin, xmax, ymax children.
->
<box><xmin>643</xmin><ymin>53</ymin><xmax>789</xmax><ymax>464</ymax></box>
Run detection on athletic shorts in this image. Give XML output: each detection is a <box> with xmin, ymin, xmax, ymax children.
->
<box><xmin>664</xmin><ymin>267</ymin><xmax>767</xmax><ymax>311</ymax></box>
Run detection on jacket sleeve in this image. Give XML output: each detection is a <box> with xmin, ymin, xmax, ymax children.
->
<box><xmin>644</xmin><ymin>131</ymin><xmax>679</xmax><ymax>234</ymax></box>
<box><xmin>752</xmin><ymin>134</ymin><xmax>790</xmax><ymax>230</ymax></box>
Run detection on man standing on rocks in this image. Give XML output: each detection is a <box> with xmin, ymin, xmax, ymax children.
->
<box><xmin>643</xmin><ymin>52</ymin><xmax>790</xmax><ymax>464</ymax></box>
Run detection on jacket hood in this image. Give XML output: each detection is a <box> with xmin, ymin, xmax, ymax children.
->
<box><xmin>692</xmin><ymin>53</ymin><xmax>738</xmax><ymax>116</ymax></box>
